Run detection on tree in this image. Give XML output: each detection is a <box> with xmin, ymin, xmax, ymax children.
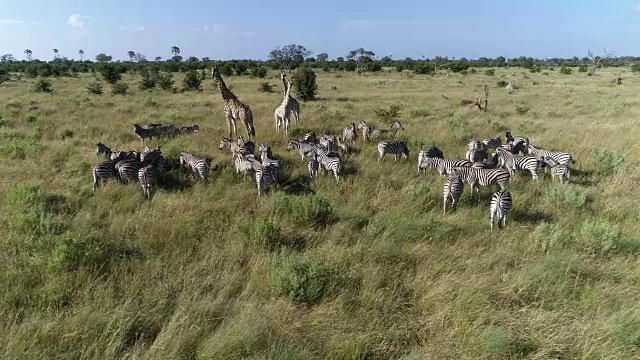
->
<box><xmin>127</xmin><ymin>51</ymin><xmax>136</xmax><ymax>62</ymax></box>
<box><xmin>1</xmin><ymin>54</ymin><xmax>15</xmax><ymax>63</ymax></box>
<box><xmin>336</xmin><ymin>57</ymin><xmax>344</xmax><ymax>62</ymax></box>
<box><xmin>316</xmin><ymin>53</ymin><xmax>329</xmax><ymax>62</ymax></box>
<box><xmin>292</xmin><ymin>66</ymin><xmax>318</xmax><ymax>101</ymax></box>
<box><xmin>587</xmin><ymin>48</ymin><xmax>613</xmax><ymax>76</ymax></box>
<box><xmin>24</xmin><ymin>49</ymin><xmax>32</xmax><ymax>61</ymax></box>
<box><xmin>171</xmin><ymin>46</ymin><xmax>181</xmax><ymax>62</ymax></box>
<box><xmin>53</xmin><ymin>48</ymin><xmax>59</xmax><ymax>59</ymax></box>
<box><xmin>134</xmin><ymin>52</ymin><xmax>146</xmax><ymax>62</ymax></box>
<box><xmin>269</xmin><ymin>44</ymin><xmax>312</xmax><ymax>69</ymax></box>
<box><xmin>347</xmin><ymin>48</ymin><xmax>376</xmax><ymax>72</ymax></box>
<box><xmin>78</xmin><ymin>49</ymin><xmax>84</xmax><ymax>61</ymax></box>
<box><xmin>154</xmin><ymin>56</ymin><xmax>162</xmax><ymax>62</ymax></box>
<box><xmin>95</xmin><ymin>53</ymin><xmax>112</xmax><ymax>62</ymax></box>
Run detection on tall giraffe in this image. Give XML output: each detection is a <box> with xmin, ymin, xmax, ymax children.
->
<box><xmin>280</xmin><ymin>71</ymin><xmax>300</xmax><ymax>124</ymax></box>
<box><xmin>274</xmin><ymin>79</ymin><xmax>293</xmax><ymax>134</ymax></box>
<box><xmin>210</xmin><ymin>67</ymin><xmax>256</xmax><ymax>140</ymax></box>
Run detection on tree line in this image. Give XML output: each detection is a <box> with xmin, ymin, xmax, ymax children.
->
<box><xmin>2</xmin><ymin>45</ymin><xmax>639</xmax><ymax>80</ymax></box>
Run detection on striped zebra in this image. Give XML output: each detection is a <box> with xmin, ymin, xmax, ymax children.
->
<box><xmin>490</xmin><ymin>190</ymin><xmax>513</xmax><ymax>231</ymax></box>
<box><xmin>541</xmin><ymin>156</ymin><xmax>571</xmax><ymax>184</ymax></box>
<box><xmin>180</xmin><ymin>152</ymin><xmax>210</xmax><ymax>181</ymax></box>
<box><xmin>117</xmin><ymin>146</ymin><xmax>166</xmax><ymax>184</ymax></box>
<box><xmin>237</xmin><ymin>136</ymin><xmax>256</xmax><ymax>155</ymax></box>
<box><xmin>259</xmin><ymin>144</ymin><xmax>280</xmax><ymax>185</ymax></box>
<box><xmin>482</xmin><ymin>137</ymin><xmax>502</xmax><ymax>149</ymax></box>
<box><xmin>287</xmin><ymin>139</ymin><xmax>315</xmax><ymax>161</ymax></box>
<box><xmin>513</xmin><ymin>155</ymin><xmax>543</xmax><ymax>180</ymax></box>
<box><xmin>234</xmin><ymin>153</ymin><xmax>262</xmax><ymax>174</ymax></box>
<box><xmin>443</xmin><ymin>175</ymin><xmax>464</xmax><ymax>214</ymax></box>
<box><xmin>311</xmin><ymin>144</ymin><xmax>342</xmax><ymax>182</ymax></box>
<box><xmin>528</xmin><ymin>143</ymin><xmax>575</xmax><ymax>166</ymax></box>
<box><xmin>371</xmin><ymin>120</ymin><xmax>404</xmax><ymax>140</ymax></box>
<box><xmin>255</xmin><ymin>163</ymin><xmax>279</xmax><ymax>196</ymax></box>
<box><xmin>96</xmin><ymin>142</ymin><xmax>113</xmax><ymax>159</ymax></box>
<box><xmin>356</xmin><ymin>120</ymin><xmax>371</xmax><ymax>141</ymax></box>
<box><xmin>319</xmin><ymin>135</ymin><xmax>337</xmax><ymax>152</ymax></box>
<box><xmin>342</xmin><ymin>123</ymin><xmax>357</xmax><ymax>144</ymax></box>
<box><xmin>178</xmin><ymin>124</ymin><xmax>200</xmax><ymax>134</ymax></box>
<box><xmin>138</xmin><ymin>164</ymin><xmax>158</xmax><ymax>200</ymax></box>
<box><xmin>421</xmin><ymin>157</ymin><xmax>472</xmax><ymax>176</ymax></box>
<box><xmin>377</xmin><ymin>140</ymin><xmax>410</xmax><ymax>161</ymax></box>
<box><xmin>308</xmin><ymin>153</ymin><xmax>320</xmax><ymax>178</ymax></box>
<box><xmin>133</xmin><ymin>123</ymin><xmax>177</xmax><ymax>145</ymax></box>
<box><xmin>92</xmin><ymin>159</ymin><xmax>121</xmax><ymax>191</ymax></box>
<box><xmin>450</xmin><ymin>166</ymin><xmax>511</xmax><ymax>195</ymax></box>
<box><xmin>505</xmin><ymin>132</ymin><xmax>529</xmax><ymax>155</ymax></box>
<box><xmin>220</xmin><ymin>137</ymin><xmax>253</xmax><ymax>158</ymax></box>
<box><xmin>493</xmin><ymin>147</ymin><xmax>518</xmax><ymax>176</ymax></box>
<box><xmin>467</xmin><ymin>139</ymin><xmax>485</xmax><ymax>151</ymax></box>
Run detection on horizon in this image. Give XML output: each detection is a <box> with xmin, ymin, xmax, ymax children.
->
<box><xmin>2</xmin><ymin>0</ymin><xmax>640</xmax><ymax>62</ymax></box>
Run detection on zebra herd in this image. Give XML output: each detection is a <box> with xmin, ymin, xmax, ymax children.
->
<box><xmin>92</xmin><ymin>113</ymin><xmax>576</xmax><ymax>229</ymax></box>
<box><xmin>417</xmin><ymin>130</ymin><xmax>575</xmax><ymax>230</ymax></box>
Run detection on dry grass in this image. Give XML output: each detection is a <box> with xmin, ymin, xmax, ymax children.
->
<box><xmin>1</xmin><ymin>68</ymin><xmax>640</xmax><ymax>359</ymax></box>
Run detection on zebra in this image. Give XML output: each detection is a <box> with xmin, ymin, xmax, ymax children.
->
<box><xmin>490</xmin><ymin>190</ymin><xmax>513</xmax><ymax>231</ymax></box>
<box><xmin>528</xmin><ymin>143</ymin><xmax>575</xmax><ymax>166</ymax></box>
<box><xmin>133</xmin><ymin>123</ymin><xmax>177</xmax><ymax>145</ymax></box>
<box><xmin>96</xmin><ymin>142</ymin><xmax>113</xmax><ymax>159</ymax></box>
<box><xmin>301</xmin><ymin>132</ymin><xmax>317</xmax><ymax>143</ymax></box>
<box><xmin>493</xmin><ymin>147</ymin><xmax>519</xmax><ymax>176</ymax></box>
<box><xmin>420</xmin><ymin>157</ymin><xmax>472</xmax><ymax>176</ymax></box>
<box><xmin>308</xmin><ymin>153</ymin><xmax>320</xmax><ymax>178</ymax></box>
<box><xmin>335</xmin><ymin>137</ymin><xmax>349</xmax><ymax>156</ymax></box>
<box><xmin>177</xmin><ymin>124</ymin><xmax>200</xmax><ymax>134</ymax></box>
<box><xmin>467</xmin><ymin>139</ymin><xmax>485</xmax><ymax>151</ymax></box>
<box><xmin>377</xmin><ymin>140</ymin><xmax>410</xmax><ymax>162</ymax></box>
<box><xmin>421</xmin><ymin>146</ymin><xmax>444</xmax><ymax>159</ymax></box>
<box><xmin>450</xmin><ymin>167</ymin><xmax>511</xmax><ymax>195</ymax></box>
<box><xmin>356</xmin><ymin>120</ymin><xmax>371</xmax><ymax>141</ymax></box>
<box><xmin>466</xmin><ymin>148</ymin><xmax>488</xmax><ymax>163</ymax></box>
<box><xmin>180</xmin><ymin>152</ymin><xmax>210</xmax><ymax>181</ymax></box>
<box><xmin>234</xmin><ymin>153</ymin><xmax>262</xmax><ymax>174</ymax></box>
<box><xmin>256</xmin><ymin>163</ymin><xmax>280</xmax><ymax>196</ymax></box>
<box><xmin>259</xmin><ymin>144</ymin><xmax>280</xmax><ymax>185</ymax></box>
<box><xmin>236</xmin><ymin>136</ymin><xmax>256</xmax><ymax>155</ymax></box>
<box><xmin>220</xmin><ymin>137</ymin><xmax>251</xmax><ymax>158</ymax></box>
<box><xmin>371</xmin><ymin>120</ymin><xmax>404</xmax><ymax>140</ymax></box>
<box><xmin>513</xmin><ymin>155</ymin><xmax>543</xmax><ymax>180</ymax></box>
<box><xmin>287</xmin><ymin>139</ymin><xmax>315</xmax><ymax>161</ymax></box>
<box><xmin>92</xmin><ymin>159</ymin><xmax>121</xmax><ymax>192</ymax></box>
<box><xmin>138</xmin><ymin>164</ymin><xmax>158</xmax><ymax>200</ymax></box>
<box><xmin>482</xmin><ymin>137</ymin><xmax>502</xmax><ymax>150</ymax></box>
<box><xmin>342</xmin><ymin>123</ymin><xmax>357</xmax><ymax>144</ymax></box>
<box><xmin>505</xmin><ymin>132</ymin><xmax>529</xmax><ymax>155</ymax></box>
<box><xmin>311</xmin><ymin>144</ymin><xmax>342</xmax><ymax>182</ymax></box>
<box><xmin>117</xmin><ymin>147</ymin><xmax>166</xmax><ymax>183</ymax></box>
<box><xmin>541</xmin><ymin>156</ymin><xmax>571</xmax><ymax>183</ymax></box>
<box><xmin>319</xmin><ymin>135</ymin><xmax>337</xmax><ymax>152</ymax></box>
<box><xmin>443</xmin><ymin>175</ymin><xmax>464</xmax><ymax>214</ymax></box>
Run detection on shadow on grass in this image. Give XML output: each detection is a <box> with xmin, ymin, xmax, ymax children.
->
<box><xmin>277</xmin><ymin>174</ymin><xmax>316</xmax><ymax>196</ymax></box>
<box><xmin>511</xmin><ymin>209</ymin><xmax>553</xmax><ymax>224</ymax></box>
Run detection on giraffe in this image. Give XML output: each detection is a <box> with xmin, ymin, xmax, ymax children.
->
<box><xmin>210</xmin><ymin>67</ymin><xmax>256</xmax><ymax>140</ymax></box>
<box><xmin>280</xmin><ymin>70</ymin><xmax>300</xmax><ymax>124</ymax></box>
<box><xmin>274</xmin><ymin>79</ymin><xmax>294</xmax><ymax>134</ymax></box>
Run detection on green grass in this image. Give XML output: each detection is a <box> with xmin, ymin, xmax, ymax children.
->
<box><xmin>1</xmin><ymin>68</ymin><xmax>640</xmax><ymax>359</ymax></box>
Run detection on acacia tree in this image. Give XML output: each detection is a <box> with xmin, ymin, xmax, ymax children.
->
<box><xmin>171</xmin><ymin>46</ymin><xmax>181</xmax><ymax>62</ymax></box>
<box><xmin>78</xmin><ymin>49</ymin><xmax>84</xmax><ymax>61</ymax></box>
<box><xmin>24</xmin><ymin>49</ymin><xmax>32</xmax><ymax>61</ymax></box>
<box><xmin>53</xmin><ymin>48</ymin><xmax>59</xmax><ymax>59</ymax></box>
<box><xmin>127</xmin><ymin>51</ymin><xmax>136</xmax><ymax>62</ymax></box>
<box><xmin>316</xmin><ymin>53</ymin><xmax>329</xmax><ymax>62</ymax></box>
<box><xmin>269</xmin><ymin>44</ymin><xmax>311</xmax><ymax>70</ymax></box>
<box><xmin>347</xmin><ymin>48</ymin><xmax>376</xmax><ymax>72</ymax></box>
<box><xmin>587</xmin><ymin>48</ymin><xmax>613</xmax><ymax>76</ymax></box>
<box><xmin>95</xmin><ymin>53</ymin><xmax>112</xmax><ymax>62</ymax></box>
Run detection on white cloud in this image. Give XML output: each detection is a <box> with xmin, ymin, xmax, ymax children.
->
<box><xmin>213</xmin><ymin>24</ymin><xmax>224</xmax><ymax>34</ymax></box>
<box><xmin>243</xmin><ymin>32</ymin><xmax>254</xmax><ymax>37</ymax></box>
<box><xmin>0</xmin><ymin>19</ymin><xmax>24</xmax><ymax>25</ymax></box>
<box><xmin>117</xmin><ymin>25</ymin><xmax>145</xmax><ymax>33</ymax></box>
<box><xmin>67</xmin><ymin>14</ymin><xmax>93</xmax><ymax>28</ymax></box>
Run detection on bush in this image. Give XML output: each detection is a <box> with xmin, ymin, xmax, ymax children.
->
<box><xmin>234</xmin><ymin>62</ymin><xmax>248</xmax><ymax>76</ymax></box>
<box><xmin>292</xmin><ymin>66</ymin><xmax>318</xmax><ymax>101</ymax></box>
<box><xmin>365</xmin><ymin>62</ymin><xmax>382</xmax><ymax>72</ymax></box>
<box><xmin>446</xmin><ymin>116</ymin><xmax>471</xmax><ymax>142</ymax></box>
<box><xmin>631</xmin><ymin>63</ymin><xmax>640</xmax><ymax>73</ymax></box>
<box><xmin>578</xmin><ymin>65</ymin><xmax>588</xmax><ymax>73</ymax></box>
<box><xmin>268</xmin><ymin>254</ymin><xmax>328</xmax><ymax>304</ymax></box>
<box><xmin>111</xmin><ymin>82</ymin><xmax>128</xmax><ymax>95</ymax></box>
<box><xmin>449</xmin><ymin>60</ymin><xmax>470</xmax><ymax>73</ymax></box>
<box><xmin>560</xmin><ymin>67</ymin><xmax>572</xmax><ymax>75</ymax></box>
<box><xmin>156</xmin><ymin>72</ymin><xmax>175</xmax><ymax>90</ymax></box>
<box><xmin>244</xmin><ymin>219</ymin><xmax>283</xmax><ymax>250</ymax></box>
<box><xmin>138</xmin><ymin>71</ymin><xmax>156</xmax><ymax>90</ymax></box>
<box><xmin>48</xmin><ymin>234</ymin><xmax>120</xmax><ymax>272</ymax></box>
<box><xmin>576</xmin><ymin>219</ymin><xmax>620</xmax><ymax>255</ymax></box>
<box><xmin>86</xmin><ymin>82</ymin><xmax>103</xmax><ymax>95</ymax></box>
<box><xmin>249</xmin><ymin>66</ymin><xmax>268</xmax><ymax>78</ymax></box>
<box><xmin>98</xmin><ymin>63</ymin><xmax>122</xmax><ymax>84</ymax></box>
<box><xmin>272</xmin><ymin>194</ymin><xmax>335</xmax><ymax>227</ymax></box>
<box><xmin>374</xmin><ymin>103</ymin><xmax>402</xmax><ymax>121</ymax></box>
<box><xmin>182</xmin><ymin>70</ymin><xmax>202</xmax><ymax>91</ymax></box>
<box><xmin>33</xmin><ymin>79</ymin><xmax>52</xmax><ymax>93</ymax></box>
<box><xmin>529</xmin><ymin>66</ymin><xmax>541</xmax><ymax>73</ymax></box>
<box><xmin>496</xmin><ymin>80</ymin><xmax>508</xmax><ymax>88</ymax></box>
<box><xmin>484</xmin><ymin>69</ymin><xmax>495</xmax><ymax>76</ymax></box>
<box><xmin>414</xmin><ymin>63</ymin><xmax>435</xmax><ymax>75</ymax></box>
<box><xmin>258</xmin><ymin>81</ymin><xmax>275</xmax><ymax>93</ymax></box>
<box><xmin>593</xmin><ymin>149</ymin><xmax>625</xmax><ymax>176</ymax></box>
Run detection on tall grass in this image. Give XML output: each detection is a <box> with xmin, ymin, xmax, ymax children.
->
<box><xmin>1</xmin><ymin>69</ymin><xmax>640</xmax><ymax>358</ymax></box>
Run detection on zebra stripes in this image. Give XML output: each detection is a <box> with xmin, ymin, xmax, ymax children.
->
<box><xmin>138</xmin><ymin>164</ymin><xmax>158</xmax><ymax>200</ymax></box>
<box><xmin>450</xmin><ymin>166</ymin><xmax>511</xmax><ymax>194</ymax></box>
<box><xmin>180</xmin><ymin>152</ymin><xmax>210</xmax><ymax>181</ymax></box>
<box><xmin>482</xmin><ymin>137</ymin><xmax>502</xmax><ymax>149</ymax></box>
<box><xmin>371</xmin><ymin>120</ymin><xmax>404</xmax><ymax>140</ymax></box>
<box><xmin>178</xmin><ymin>124</ymin><xmax>200</xmax><ymax>134</ymax></box>
<box><xmin>342</xmin><ymin>123</ymin><xmax>357</xmax><ymax>144</ymax></box>
<box><xmin>443</xmin><ymin>175</ymin><xmax>464</xmax><ymax>214</ymax></box>
<box><xmin>490</xmin><ymin>190</ymin><xmax>512</xmax><ymax>230</ymax></box>
<box><xmin>528</xmin><ymin>144</ymin><xmax>575</xmax><ymax>166</ymax></box>
<box><xmin>287</xmin><ymin>139</ymin><xmax>315</xmax><ymax>161</ymax></box>
<box><xmin>308</xmin><ymin>153</ymin><xmax>320</xmax><ymax>178</ymax></box>
<box><xmin>420</xmin><ymin>157</ymin><xmax>472</xmax><ymax>176</ymax></box>
<box><xmin>377</xmin><ymin>140</ymin><xmax>409</xmax><ymax>161</ymax></box>
<box><xmin>256</xmin><ymin>163</ymin><xmax>279</xmax><ymax>196</ymax></box>
<box><xmin>258</xmin><ymin>144</ymin><xmax>280</xmax><ymax>185</ymax></box>
<box><xmin>133</xmin><ymin>123</ymin><xmax>177</xmax><ymax>145</ymax></box>
<box><xmin>550</xmin><ymin>164</ymin><xmax>570</xmax><ymax>184</ymax></box>
<box><xmin>234</xmin><ymin>153</ymin><xmax>262</xmax><ymax>174</ymax></box>
<box><xmin>514</xmin><ymin>155</ymin><xmax>542</xmax><ymax>180</ymax></box>
<box><xmin>92</xmin><ymin>159</ymin><xmax>121</xmax><ymax>191</ymax></box>
<box><xmin>311</xmin><ymin>145</ymin><xmax>342</xmax><ymax>182</ymax></box>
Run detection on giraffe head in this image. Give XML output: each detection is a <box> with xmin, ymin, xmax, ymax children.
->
<box><xmin>210</xmin><ymin>67</ymin><xmax>221</xmax><ymax>80</ymax></box>
<box><xmin>280</xmin><ymin>70</ymin><xmax>286</xmax><ymax>80</ymax></box>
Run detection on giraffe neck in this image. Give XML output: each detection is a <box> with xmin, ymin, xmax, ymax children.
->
<box><xmin>216</xmin><ymin>77</ymin><xmax>237</xmax><ymax>102</ymax></box>
<box><xmin>281</xmin><ymin>75</ymin><xmax>287</xmax><ymax>96</ymax></box>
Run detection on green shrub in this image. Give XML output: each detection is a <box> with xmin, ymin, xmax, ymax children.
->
<box><xmin>138</xmin><ymin>71</ymin><xmax>156</xmax><ymax>90</ymax></box>
<box><xmin>529</xmin><ymin>66</ymin><xmax>541</xmax><ymax>73</ymax></box>
<box><xmin>560</xmin><ymin>67</ymin><xmax>572</xmax><ymax>75</ymax></box>
<box><xmin>292</xmin><ymin>66</ymin><xmax>318</xmax><ymax>101</ymax></box>
<box><xmin>111</xmin><ymin>82</ymin><xmax>129</xmax><ymax>95</ymax></box>
<box><xmin>631</xmin><ymin>63</ymin><xmax>640</xmax><ymax>73</ymax></box>
<box><xmin>249</xmin><ymin>66</ymin><xmax>268</xmax><ymax>78</ymax></box>
<box><xmin>484</xmin><ymin>69</ymin><xmax>495</xmax><ymax>76</ymax></box>
<box><xmin>243</xmin><ymin>219</ymin><xmax>283</xmax><ymax>251</ymax></box>
<box><xmin>374</xmin><ymin>103</ymin><xmax>402</xmax><ymax>121</ymax></box>
<box><xmin>578</xmin><ymin>65</ymin><xmax>588</xmax><ymax>73</ymax></box>
<box><xmin>365</xmin><ymin>62</ymin><xmax>382</xmax><ymax>72</ymax></box>
<box><xmin>446</xmin><ymin>116</ymin><xmax>471</xmax><ymax>142</ymax></box>
<box><xmin>546</xmin><ymin>184</ymin><xmax>589</xmax><ymax>209</ymax></box>
<box><xmin>156</xmin><ymin>72</ymin><xmax>174</xmax><ymax>90</ymax></box>
<box><xmin>414</xmin><ymin>63</ymin><xmax>435</xmax><ymax>75</ymax></box>
<box><xmin>529</xmin><ymin>223</ymin><xmax>567</xmax><ymax>253</ymax></box>
<box><xmin>575</xmin><ymin>219</ymin><xmax>620</xmax><ymax>255</ymax></box>
<box><xmin>272</xmin><ymin>194</ymin><xmax>336</xmax><ymax>227</ymax></box>
<box><xmin>97</xmin><ymin>63</ymin><xmax>122</xmax><ymax>84</ymax></box>
<box><xmin>496</xmin><ymin>80</ymin><xmax>508</xmax><ymax>87</ymax></box>
<box><xmin>48</xmin><ymin>234</ymin><xmax>119</xmax><ymax>272</ymax></box>
<box><xmin>234</xmin><ymin>62</ymin><xmax>248</xmax><ymax>76</ymax></box>
<box><xmin>182</xmin><ymin>70</ymin><xmax>202</xmax><ymax>91</ymax></box>
<box><xmin>86</xmin><ymin>82</ymin><xmax>103</xmax><ymax>95</ymax></box>
<box><xmin>258</xmin><ymin>81</ymin><xmax>275</xmax><ymax>93</ymax></box>
<box><xmin>33</xmin><ymin>79</ymin><xmax>52</xmax><ymax>93</ymax></box>
<box><xmin>593</xmin><ymin>149</ymin><xmax>625</xmax><ymax>176</ymax></box>
<box><xmin>268</xmin><ymin>254</ymin><xmax>328</xmax><ymax>304</ymax></box>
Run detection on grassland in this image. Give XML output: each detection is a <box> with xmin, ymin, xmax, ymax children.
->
<box><xmin>1</xmin><ymin>67</ymin><xmax>640</xmax><ymax>359</ymax></box>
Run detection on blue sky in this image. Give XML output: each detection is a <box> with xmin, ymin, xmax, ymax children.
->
<box><xmin>1</xmin><ymin>0</ymin><xmax>640</xmax><ymax>61</ymax></box>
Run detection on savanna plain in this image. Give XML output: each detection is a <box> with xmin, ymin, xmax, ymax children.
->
<box><xmin>1</xmin><ymin>68</ymin><xmax>640</xmax><ymax>359</ymax></box>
